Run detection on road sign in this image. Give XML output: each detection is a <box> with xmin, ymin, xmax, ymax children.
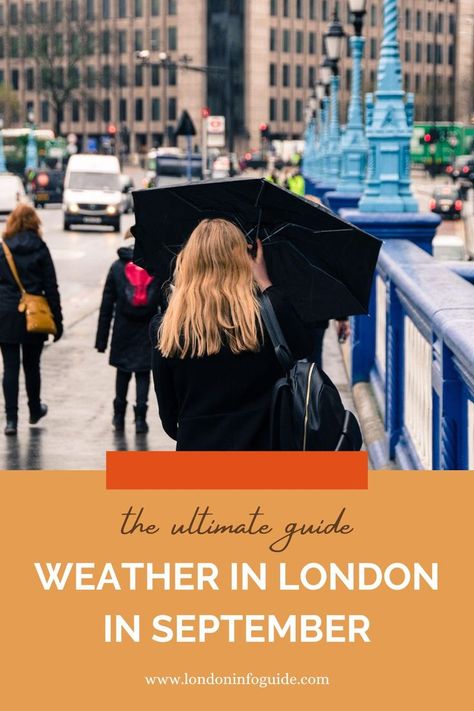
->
<box><xmin>207</xmin><ymin>115</ymin><xmax>225</xmax><ymax>134</ymax></box>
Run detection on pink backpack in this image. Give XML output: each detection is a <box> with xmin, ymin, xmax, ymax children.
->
<box><xmin>124</xmin><ymin>261</ymin><xmax>154</xmax><ymax>313</ymax></box>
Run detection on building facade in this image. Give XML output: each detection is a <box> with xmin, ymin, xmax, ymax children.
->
<box><xmin>0</xmin><ymin>0</ymin><xmax>471</xmax><ymax>155</ymax></box>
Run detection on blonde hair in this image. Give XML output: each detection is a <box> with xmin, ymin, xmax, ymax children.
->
<box><xmin>159</xmin><ymin>218</ymin><xmax>263</xmax><ymax>358</ymax></box>
<box><xmin>4</xmin><ymin>203</ymin><xmax>42</xmax><ymax>239</ymax></box>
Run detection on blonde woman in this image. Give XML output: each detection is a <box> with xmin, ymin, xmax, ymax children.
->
<box><xmin>152</xmin><ymin>218</ymin><xmax>311</xmax><ymax>450</ymax></box>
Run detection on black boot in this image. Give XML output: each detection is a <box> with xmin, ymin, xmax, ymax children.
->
<box><xmin>4</xmin><ymin>419</ymin><xmax>17</xmax><ymax>436</ymax></box>
<box><xmin>112</xmin><ymin>399</ymin><xmax>127</xmax><ymax>432</ymax></box>
<box><xmin>134</xmin><ymin>405</ymin><xmax>149</xmax><ymax>434</ymax></box>
<box><xmin>29</xmin><ymin>403</ymin><xmax>48</xmax><ymax>425</ymax></box>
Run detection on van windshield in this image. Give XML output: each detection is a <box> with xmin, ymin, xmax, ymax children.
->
<box><xmin>68</xmin><ymin>172</ymin><xmax>120</xmax><ymax>191</ymax></box>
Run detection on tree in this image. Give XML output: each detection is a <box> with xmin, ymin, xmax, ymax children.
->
<box><xmin>18</xmin><ymin>2</ymin><xmax>93</xmax><ymax>136</ymax></box>
<box><xmin>0</xmin><ymin>84</ymin><xmax>20</xmax><ymax>125</ymax></box>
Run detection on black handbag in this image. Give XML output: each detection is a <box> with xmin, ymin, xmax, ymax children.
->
<box><xmin>260</xmin><ymin>293</ymin><xmax>362</xmax><ymax>451</ymax></box>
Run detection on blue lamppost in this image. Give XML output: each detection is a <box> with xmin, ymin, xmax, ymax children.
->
<box><xmin>0</xmin><ymin>116</ymin><xmax>6</xmax><ymax>172</ymax></box>
<box><xmin>315</xmin><ymin>81</ymin><xmax>326</xmax><ymax>176</ymax></box>
<box><xmin>302</xmin><ymin>90</ymin><xmax>318</xmax><ymax>180</ymax></box>
<box><xmin>318</xmin><ymin>57</ymin><xmax>333</xmax><ymax>182</ymax></box>
<box><xmin>337</xmin><ymin>0</ymin><xmax>368</xmax><ymax>192</ymax></box>
<box><xmin>324</xmin><ymin>11</ymin><xmax>346</xmax><ymax>182</ymax></box>
<box><xmin>25</xmin><ymin>110</ymin><xmax>38</xmax><ymax>172</ymax></box>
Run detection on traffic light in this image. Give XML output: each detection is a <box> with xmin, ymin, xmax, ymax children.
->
<box><xmin>259</xmin><ymin>123</ymin><xmax>270</xmax><ymax>139</ymax></box>
<box><xmin>421</xmin><ymin>127</ymin><xmax>440</xmax><ymax>145</ymax></box>
<box><xmin>107</xmin><ymin>123</ymin><xmax>117</xmax><ymax>136</ymax></box>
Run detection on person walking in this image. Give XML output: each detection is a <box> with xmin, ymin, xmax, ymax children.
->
<box><xmin>0</xmin><ymin>204</ymin><xmax>63</xmax><ymax>435</ymax></box>
<box><xmin>151</xmin><ymin>218</ymin><xmax>311</xmax><ymax>450</ymax></box>
<box><xmin>95</xmin><ymin>241</ymin><xmax>161</xmax><ymax>434</ymax></box>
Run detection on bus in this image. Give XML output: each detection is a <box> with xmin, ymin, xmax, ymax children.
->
<box><xmin>1</xmin><ymin>128</ymin><xmax>68</xmax><ymax>175</ymax></box>
<box><xmin>410</xmin><ymin>123</ymin><xmax>474</xmax><ymax>172</ymax></box>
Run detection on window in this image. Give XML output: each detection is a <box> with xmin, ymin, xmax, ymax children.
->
<box><xmin>134</xmin><ymin>30</ymin><xmax>143</xmax><ymax>51</ymax></box>
<box><xmin>426</xmin><ymin>43</ymin><xmax>433</xmax><ymax>62</ymax></box>
<box><xmin>39</xmin><ymin>34</ymin><xmax>48</xmax><ymax>55</ymax></box>
<box><xmin>102</xmin><ymin>65</ymin><xmax>111</xmax><ymax>88</ymax></box>
<box><xmin>322</xmin><ymin>0</ymin><xmax>328</xmax><ymax>22</ymax></box>
<box><xmin>86</xmin><ymin>33</ymin><xmax>95</xmax><ymax>55</ymax></box>
<box><xmin>405</xmin><ymin>41</ymin><xmax>411</xmax><ymax>62</ymax></box>
<box><xmin>415</xmin><ymin>42</ymin><xmax>421</xmax><ymax>62</ymax></box>
<box><xmin>118</xmin><ymin>31</ymin><xmax>127</xmax><ymax>54</ymax></box>
<box><xmin>168</xmin><ymin>27</ymin><xmax>177</xmax><ymax>50</ymax></box>
<box><xmin>10</xmin><ymin>36</ymin><xmax>19</xmax><ymax>58</ymax></box>
<box><xmin>168</xmin><ymin>97</ymin><xmax>177</xmax><ymax>120</ymax></box>
<box><xmin>54</xmin><ymin>1</ymin><xmax>63</xmax><ymax>21</ymax></box>
<box><xmin>269</xmin><ymin>97</ymin><xmax>277</xmax><ymax>121</ymax></box>
<box><xmin>282</xmin><ymin>98</ymin><xmax>289</xmax><ymax>121</ymax></box>
<box><xmin>86</xmin><ymin>0</ymin><xmax>94</xmax><ymax>20</ymax></box>
<box><xmin>416</xmin><ymin>11</ymin><xmax>422</xmax><ymax>31</ymax></box>
<box><xmin>135</xmin><ymin>98</ymin><xmax>143</xmax><ymax>121</ymax></box>
<box><xmin>41</xmin><ymin>101</ymin><xmax>49</xmax><ymax>123</ymax></box>
<box><xmin>427</xmin><ymin>13</ymin><xmax>432</xmax><ymax>32</ymax></box>
<box><xmin>102</xmin><ymin>0</ymin><xmax>110</xmax><ymax>18</ymax></box>
<box><xmin>168</xmin><ymin>0</ymin><xmax>176</xmax><ymax>14</ymax></box>
<box><xmin>269</xmin><ymin>63</ymin><xmax>277</xmax><ymax>86</ymax></box>
<box><xmin>370</xmin><ymin>4</ymin><xmax>376</xmax><ymax>26</ymax></box>
<box><xmin>134</xmin><ymin>0</ymin><xmax>143</xmax><ymax>17</ymax></box>
<box><xmin>282</xmin><ymin>64</ymin><xmax>290</xmax><ymax>86</ymax></box>
<box><xmin>118</xmin><ymin>64</ymin><xmax>127</xmax><ymax>86</ymax></box>
<box><xmin>0</xmin><ymin>37</ymin><xmax>3</xmax><ymax>59</ymax></box>
<box><xmin>102</xmin><ymin>31</ymin><xmax>111</xmax><ymax>54</ymax></box>
<box><xmin>449</xmin><ymin>15</ymin><xmax>456</xmax><ymax>34</ymax></box>
<box><xmin>283</xmin><ymin>0</ymin><xmax>289</xmax><ymax>17</ymax></box>
<box><xmin>448</xmin><ymin>45</ymin><xmax>454</xmax><ymax>65</ymax></box>
<box><xmin>282</xmin><ymin>29</ymin><xmax>290</xmax><ymax>52</ymax></box>
<box><xmin>54</xmin><ymin>33</ymin><xmax>63</xmax><ymax>56</ymax></box>
<box><xmin>151</xmin><ymin>64</ymin><xmax>160</xmax><ymax>85</ymax></box>
<box><xmin>118</xmin><ymin>0</ymin><xmax>127</xmax><ymax>18</ymax></box>
<box><xmin>69</xmin><ymin>66</ymin><xmax>80</xmax><ymax>88</ymax></box>
<box><xmin>295</xmin><ymin>65</ymin><xmax>303</xmax><ymax>88</ymax></box>
<box><xmin>9</xmin><ymin>3</ymin><xmax>19</xmax><ymax>24</ymax></box>
<box><xmin>167</xmin><ymin>64</ymin><xmax>177</xmax><ymax>85</ymax></box>
<box><xmin>151</xmin><ymin>29</ymin><xmax>160</xmax><ymax>51</ymax></box>
<box><xmin>39</xmin><ymin>1</ymin><xmax>48</xmax><ymax>21</ymax></box>
<box><xmin>135</xmin><ymin>64</ymin><xmax>143</xmax><ymax>86</ymax></box>
<box><xmin>72</xmin><ymin>100</ymin><xmax>80</xmax><ymax>122</ymax></box>
<box><xmin>415</xmin><ymin>74</ymin><xmax>421</xmax><ymax>91</ymax></box>
<box><xmin>309</xmin><ymin>0</ymin><xmax>315</xmax><ymax>20</ymax></box>
<box><xmin>103</xmin><ymin>99</ymin><xmax>111</xmax><ymax>122</ymax></box>
<box><xmin>270</xmin><ymin>28</ymin><xmax>277</xmax><ymax>52</ymax></box>
<box><xmin>346</xmin><ymin>68</ymin><xmax>351</xmax><ymax>88</ymax></box>
<box><xmin>87</xmin><ymin>100</ymin><xmax>95</xmax><ymax>122</ymax></box>
<box><xmin>0</xmin><ymin>4</ymin><xmax>4</xmax><ymax>25</ymax></box>
<box><xmin>86</xmin><ymin>66</ymin><xmax>96</xmax><ymax>88</ymax></box>
<box><xmin>151</xmin><ymin>0</ymin><xmax>160</xmax><ymax>15</ymax></box>
<box><xmin>405</xmin><ymin>9</ymin><xmax>411</xmax><ymax>30</ymax></box>
<box><xmin>346</xmin><ymin>36</ymin><xmax>352</xmax><ymax>57</ymax></box>
<box><xmin>24</xmin><ymin>35</ymin><xmax>34</xmax><ymax>57</ymax></box>
<box><xmin>40</xmin><ymin>67</ymin><xmax>51</xmax><ymax>89</ymax></box>
<box><xmin>308</xmin><ymin>32</ymin><xmax>316</xmax><ymax>54</ymax></box>
<box><xmin>296</xmin><ymin>0</ymin><xmax>302</xmax><ymax>19</ymax></box>
<box><xmin>11</xmin><ymin>69</ymin><xmax>19</xmax><ymax>90</ymax></box>
<box><xmin>404</xmin><ymin>73</ymin><xmax>411</xmax><ymax>91</ymax></box>
<box><xmin>370</xmin><ymin>38</ymin><xmax>376</xmax><ymax>59</ymax></box>
<box><xmin>435</xmin><ymin>44</ymin><xmax>443</xmax><ymax>63</ymax></box>
<box><xmin>270</xmin><ymin>0</ymin><xmax>277</xmax><ymax>16</ymax></box>
<box><xmin>295</xmin><ymin>31</ymin><xmax>303</xmax><ymax>53</ymax></box>
<box><xmin>151</xmin><ymin>98</ymin><xmax>161</xmax><ymax>121</ymax></box>
<box><xmin>295</xmin><ymin>99</ymin><xmax>302</xmax><ymax>122</ymax></box>
<box><xmin>308</xmin><ymin>65</ymin><xmax>315</xmax><ymax>88</ymax></box>
<box><xmin>437</xmin><ymin>13</ymin><xmax>443</xmax><ymax>33</ymax></box>
<box><xmin>119</xmin><ymin>98</ymin><xmax>127</xmax><ymax>122</ymax></box>
<box><xmin>70</xmin><ymin>0</ymin><xmax>78</xmax><ymax>20</ymax></box>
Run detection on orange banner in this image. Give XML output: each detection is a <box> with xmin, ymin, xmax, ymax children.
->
<box><xmin>106</xmin><ymin>451</ymin><xmax>368</xmax><ymax>489</ymax></box>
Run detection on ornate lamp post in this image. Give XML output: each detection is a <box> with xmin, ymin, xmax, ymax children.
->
<box><xmin>0</xmin><ymin>116</ymin><xmax>6</xmax><ymax>172</ymax></box>
<box><xmin>324</xmin><ymin>10</ymin><xmax>346</xmax><ymax>181</ymax></box>
<box><xmin>319</xmin><ymin>57</ymin><xmax>333</xmax><ymax>180</ymax></box>
<box><xmin>303</xmin><ymin>89</ymin><xmax>318</xmax><ymax>179</ymax></box>
<box><xmin>25</xmin><ymin>110</ymin><xmax>38</xmax><ymax>173</ymax></box>
<box><xmin>336</xmin><ymin>0</ymin><xmax>369</xmax><ymax>193</ymax></box>
<box><xmin>315</xmin><ymin>81</ymin><xmax>326</xmax><ymax>175</ymax></box>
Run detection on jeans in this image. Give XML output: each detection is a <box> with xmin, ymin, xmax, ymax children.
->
<box><xmin>115</xmin><ymin>369</ymin><xmax>150</xmax><ymax>407</ymax></box>
<box><xmin>1</xmin><ymin>343</ymin><xmax>44</xmax><ymax>420</ymax></box>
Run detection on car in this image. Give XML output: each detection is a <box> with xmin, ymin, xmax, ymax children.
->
<box><xmin>429</xmin><ymin>186</ymin><xmax>463</xmax><ymax>219</ymax></box>
<box><xmin>62</xmin><ymin>154</ymin><xmax>122</xmax><ymax>232</ymax></box>
<box><xmin>31</xmin><ymin>169</ymin><xmax>64</xmax><ymax>207</ymax></box>
<box><xmin>445</xmin><ymin>155</ymin><xmax>474</xmax><ymax>183</ymax></box>
<box><xmin>119</xmin><ymin>174</ymin><xmax>134</xmax><ymax>213</ymax></box>
<box><xmin>0</xmin><ymin>173</ymin><xmax>28</xmax><ymax>215</ymax></box>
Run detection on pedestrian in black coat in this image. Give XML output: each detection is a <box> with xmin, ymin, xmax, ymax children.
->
<box><xmin>152</xmin><ymin>218</ymin><xmax>312</xmax><ymax>451</ymax></box>
<box><xmin>95</xmin><ymin>244</ymin><xmax>161</xmax><ymax>433</ymax></box>
<box><xmin>0</xmin><ymin>204</ymin><xmax>63</xmax><ymax>435</ymax></box>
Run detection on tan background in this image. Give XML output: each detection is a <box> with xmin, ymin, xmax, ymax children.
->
<box><xmin>1</xmin><ymin>470</ymin><xmax>473</xmax><ymax>709</ymax></box>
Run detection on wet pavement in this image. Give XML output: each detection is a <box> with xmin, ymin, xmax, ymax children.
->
<box><xmin>0</xmin><ymin>182</ymin><xmax>357</xmax><ymax>470</ymax></box>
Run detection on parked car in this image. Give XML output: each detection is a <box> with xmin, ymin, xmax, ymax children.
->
<box><xmin>119</xmin><ymin>174</ymin><xmax>134</xmax><ymax>213</ymax></box>
<box><xmin>0</xmin><ymin>173</ymin><xmax>28</xmax><ymax>216</ymax></box>
<box><xmin>62</xmin><ymin>154</ymin><xmax>122</xmax><ymax>232</ymax></box>
<box><xmin>31</xmin><ymin>169</ymin><xmax>64</xmax><ymax>207</ymax></box>
<box><xmin>429</xmin><ymin>186</ymin><xmax>463</xmax><ymax>219</ymax></box>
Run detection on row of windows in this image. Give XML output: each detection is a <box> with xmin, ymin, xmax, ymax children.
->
<box><xmin>0</xmin><ymin>28</ymin><xmax>177</xmax><ymax>58</ymax></box>
<box><xmin>269</xmin><ymin>96</ymin><xmax>304</xmax><ymax>123</ymax></box>
<box><xmin>404</xmin><ymin>41</ymin><xmax>455</xmax><ymax>65</ymax></box>
<box><xmin>30</xmin><ymin>95</ymin><xmax>177</xmax><ymax>124</ymax></box>
<box><xmin>270</xmin><ymin>28</ymin><xmax>322</xmax><ymax>54</ymax></box>
<box><xmin>405</xmin><ymin>9</ymin><xmax>456</xmax><ymax>34</ymax></box>
<box><xmin>0</xmin><ymin>0</ymin><xmax>176</xmax><ymax>24</ymax></box>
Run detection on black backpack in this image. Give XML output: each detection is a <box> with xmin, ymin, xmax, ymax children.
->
<box><xmin>260</xmin><ymin>293</ymin><xmax>362</xmax><ymax>451</ymax></box>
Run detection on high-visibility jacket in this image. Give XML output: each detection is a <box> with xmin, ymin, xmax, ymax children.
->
<box><xmin>287</xmin><ymin>174</ymin><xmax>305</xmax><ymax>195</ymax></box>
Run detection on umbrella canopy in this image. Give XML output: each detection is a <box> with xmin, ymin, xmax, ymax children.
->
<box><xmin>131</xmin><ymin>178</ymin><xmax>382</xmax><ymax>322</ymax></box>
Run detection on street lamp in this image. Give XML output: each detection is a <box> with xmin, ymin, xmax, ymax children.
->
<box><xmin>0</xmin><ymin>116</ymin><xmax>5</xmax><ymax>172</ymax></box>
<box><xmin>25</xmin><ymin>110</ymin><xmax>38</xmax><ymax>173</ymax></box>
<box><xmin>335</xmin><ymin>0</ymin><xmax>369</xmax><ymax>195</ymax></box>
<box><xmin>324</xmin><ymin>11</ymin><xmax>346</xmax><ymax>181</ymax></box>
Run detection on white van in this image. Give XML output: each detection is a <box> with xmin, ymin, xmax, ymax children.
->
<box><xmin>62</xmin><ymin>154</ymin><xmax>122</xmax><ymax>232</ymax></box>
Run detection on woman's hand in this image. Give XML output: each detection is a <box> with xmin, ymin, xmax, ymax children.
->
<box><xmin>249</xmin><ymin>238</ymin><xmax>272</xmax><ymax>291</ymax></box>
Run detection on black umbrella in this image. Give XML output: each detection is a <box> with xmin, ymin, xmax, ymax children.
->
<box><xmin>131</xmin><ymin>178</ymin><xmax>382</xmax><ymax>322</ymax></box>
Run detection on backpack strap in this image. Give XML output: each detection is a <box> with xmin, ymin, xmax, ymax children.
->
<box><xmin>259</xmin><ymin>291</ymin><xmax>295</xmax><ymax>372</ymax></box>
<box><xmin>1</xmin><ymin>240</ymin><xmax>26</xmax><ymax>295</ymax></box>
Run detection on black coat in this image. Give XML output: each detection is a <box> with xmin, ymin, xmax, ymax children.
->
<box><xmin>151</xmin><ymin>286</ymin><xmax>312</xmax><ymax>451</ymax></box>
<box><xmin>0</xmin><ymin>231</ymin><xmax>62</xmax><ymax>344</ymax></box>
<box><xmin>95</xmin><ymin>246</ymin><xmax>161</xmax><ymax>372</ymax></box>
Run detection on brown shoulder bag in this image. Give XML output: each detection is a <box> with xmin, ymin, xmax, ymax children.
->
<box><xmin>1</xmin><ymin>240</ymin><xmax>57</xmax><ymax>336</ymax></box>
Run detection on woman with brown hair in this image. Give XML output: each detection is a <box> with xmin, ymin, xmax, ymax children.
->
<box><xmin>0</xmin><ymin>204</ymin><xmax>63</xmax><ymax>435</ymax></box>
<box><xmin>152</xmin><ymin>218</ymin><xmax>311</xmax><ymax>450</ymax></box>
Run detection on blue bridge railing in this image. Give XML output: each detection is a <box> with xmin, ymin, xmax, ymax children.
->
<box><xmin>351</xmin><ymin>240</ymin><xmax>474</xmax><ymax>470</ymax></box>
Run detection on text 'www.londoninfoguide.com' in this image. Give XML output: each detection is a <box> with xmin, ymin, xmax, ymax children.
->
<box><xmin>144</xmin><ymin>672</ymin><xmax>330</xmax><ymax>688</ymax></box>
